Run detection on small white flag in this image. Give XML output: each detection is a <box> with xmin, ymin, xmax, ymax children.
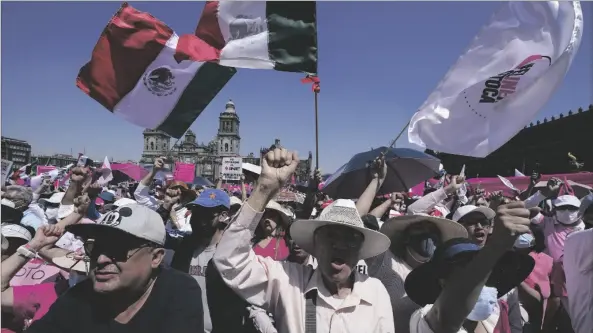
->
<box><xmin>408</xmin><ymin>2</ymin><xmax>583</xmax><ymax>157</ymax></box>
<box><xmin>514</xmin><ymin>169</ymin><xmax>526</xmax><ymax>177</ymax></box>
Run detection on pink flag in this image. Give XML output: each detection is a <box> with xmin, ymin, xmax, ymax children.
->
<box><xmin>174</xmin><ymin>162</ymin><xmax>195</xmax><ymax>183</ymax></box>
<box><xmin>37</xmin><ymin>166</ymin><xmax>56</xmax><ymax>175</ymax></box>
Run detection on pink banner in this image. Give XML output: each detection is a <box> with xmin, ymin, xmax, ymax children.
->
<box><xmin>10</xmin><ymin>259</ymin><xmax>63</xmax><ymax>286</ymax></box>
<box><xmin>36</xmin><ymin>165</ymin><xmax>56</xmax><ymax>175</ymax></box>
<box><xmin>111</xmin><ymin>163</ymin><xmax>149</xmax><ymax>181</ymax></box>
<box><xmin>174</xmin><ymin>162</ymin><xmax>195</xmax><ymax>183</ymax></box>
<box><xmin>410</xmin><ymin>172</ymin><xmax>593</xmax><ymax>197</ymax></box>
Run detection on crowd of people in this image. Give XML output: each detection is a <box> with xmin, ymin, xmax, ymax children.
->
<box><xmin>1</xmin><ymin>147</ymin><xmax>592</xmax><ymax>333</ymax></box>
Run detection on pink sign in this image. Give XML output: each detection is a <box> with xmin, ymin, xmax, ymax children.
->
<box><xmin>111</xmin><ymin>163</ymin><xmax>149</xmax><ymax>181</ymax></box>
<box><xmin>36</xmin><ymin>166</ymin><xmax>56</xmax><ymax>175</ymax></box>
<box><xmin>10</xmin><ymin>259</ymin><xmax>64</xmax><ymax>286</ymax></box>
<box><xmin>174</xmin><ymin>162</ymin><xmax>195</xmax><ymax>183</ymax></box>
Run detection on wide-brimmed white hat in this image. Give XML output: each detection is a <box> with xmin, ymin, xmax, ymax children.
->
<box><xmin>381</xmin><ymin>213</ymin><xmax>468</xmax><ymax>246</ymax></box>
<box><xmin>264</xmin><ymin>200</ymin><xmax>292</xmax><ymax>227</ymax></box>
<box><xmin>452</xmin><ymin>205</ymin><xmax>495</xmax><ymax>222</ymax></box>
<box><xmin>52</xmin><ymin>252</ymin><xmax>89</xmax><ymax>273</ymax></box>
<box><xmin>1</xmin><ymin>223</ymin><xmax>32</xmax><ymax>242</ymax></box>
<box><xmin>290</xmin><ymin>199</ymin><xmax>391</xmax><ymax>260</ymax></box>
<box><xmin>39</xmin><ymin>192</ymin><xmax>65</xmax><ymax>205</ymax></box>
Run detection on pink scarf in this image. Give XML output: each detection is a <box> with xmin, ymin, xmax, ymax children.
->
<box><xmin>493</xmin><ymin>299</ymin><xmax>510</xmax><ymax>333</ymax></box>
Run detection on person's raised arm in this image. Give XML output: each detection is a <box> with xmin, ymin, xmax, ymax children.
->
<box><xmin>213</xmin><ymin>148</ymin><xmax>298</xmax><ymax>308</ymax></box>
<box><xmin>370</xmin><ymin>192</ymin><xmax>404</xmax><ymax>219</ymax></box>
<box><xmin>135</xmin><ymin>157</ymin><xmax>164</xmax><ymax>210</ymax></box>
<box><xmin>425</xmin><ymin>201</ymin><xmax>533</xmax><ymax>333</ymax></box>
<box><xmin>407</xmin><ymin>176</ymin><xmax>464</xmax><ymax>215</ymax></box>
<box><xmin>355</xmin><ymin>156</ymin><xmax>387</xmax><ymax>216</ymax></box>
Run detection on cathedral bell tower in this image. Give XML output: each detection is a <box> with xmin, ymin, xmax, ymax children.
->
<box><xmin>216</xmin><ymin>100</ymin><xmax>241</xmax><ymax>157</ymax></box>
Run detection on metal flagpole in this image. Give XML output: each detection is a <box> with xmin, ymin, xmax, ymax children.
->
<box><xmin>314</xmin><ymin>89</ymin><xmax>320</xmax><ymax>170</ymax></box>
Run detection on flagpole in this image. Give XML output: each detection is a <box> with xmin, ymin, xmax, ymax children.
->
<box><xmin>314</xmin><ymin>90</ymin><xmax>319</xmax><ymax>170</ymax></box>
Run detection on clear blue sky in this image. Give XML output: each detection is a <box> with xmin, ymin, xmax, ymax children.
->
<box><xmin>2</xmin><ymin>2</ymin><xmax>592</xmax><ymax>173</ymax></box>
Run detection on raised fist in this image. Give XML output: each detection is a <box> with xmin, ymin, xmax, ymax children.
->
<box><xmin>259</xmin><ymin>148</ymin><xmax>299</xmax><ymax>193</ymax></box>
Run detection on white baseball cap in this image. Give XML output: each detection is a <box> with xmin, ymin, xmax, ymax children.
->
<box><xmin>67</xmin><ymin>203</ymin><xmax>166</xmax><ymax>246</ymax></box>
<box><xmin>1</xmin><ymin>223</ymin><xmax>32</xmax><ymax>242</ymax></box>
<box><xmin>553</xmin><ymin>195</ymin><xmax>581</xmax><ymax>208</ymax></box>
<box><xmin>104</xmin><ymin>198</ymin><xmax>137</xmax><ymax>211</ymax></box>
<box><xmin>452</xmin><ymin>205</ymin><xmax>496</xmax><ymax>222</ymax></box>
<box><xmin>229</xmin><ymin>196</ymin><xmax>242</xmax><ymax>207</ymax></box>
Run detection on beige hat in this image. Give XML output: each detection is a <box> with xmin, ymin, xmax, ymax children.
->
<box><xmin>265</xmin><ymin>200</ymin><xmax>292</xmax><ymax>227</ymax></box>
<box><xmin>290</xmin><ymin>199</ymin><xmax>391</xmax><ymax>260</ymax></box>
<box><xmin>452</xmin><ymin>205</ymin><xmax>495</xmax><ymax>222</ymax></box>
<box><xmin>381</xmin><ymin>214</ymin><xmax>468</xmax><ymax>246</ymax></box>
<box><xmin>229</xmin><ymin>196</ymin><xmax>243</xmax><ymax>207</ymax></box>
<box><xmin>52</xmin><ymin>253</ymin><xmax>89</xmax><ymax>273</ymax></box>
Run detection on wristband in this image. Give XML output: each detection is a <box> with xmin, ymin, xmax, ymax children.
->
<box><xmin>17</xmin><ymin>245</ymin><xmax>38</xmax><ymax>260</ymax></box>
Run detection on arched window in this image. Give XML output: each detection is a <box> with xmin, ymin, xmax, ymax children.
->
<box><xmin>150</xmin><ymin>142</ymin><xmax>154</xmax><ymax>150</ymax></box>
<box><xmin>225</xmin><ymin>143</ymin><xmax>229</xmax><ymax>152</ymax></box>
<box><xmin>145</xmin><ymin>144</ymin><xmax>148</xmax><ymax>150</ymax></box>
<box><xmin>163</xmin><ymin>143</ymin><xmax>167</xmax><ymax>150</ymax></box>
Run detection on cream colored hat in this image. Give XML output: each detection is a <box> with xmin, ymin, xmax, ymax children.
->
<box><xmin>290</xmin><ymin>199</ymin><xmax>391</xmax><ymax>260</ymax></box>
<box><xmin>265</xmin><ymin>200</ymin><xmax>292</xmax><ymax>227</ymax></box>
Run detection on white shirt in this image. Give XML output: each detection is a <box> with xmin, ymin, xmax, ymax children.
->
<box><xmin>133</xmin><ymin>183</ymin><xmax>160</xmax><ymax>211</ymax></box>
<box><xmin>214</xmin><ymin>203</ymin><xmax>395</xmax><ymax>333</ymax></box>
<box><xmin>563</xmin><ymin>228</ymin><xmax>593</xmax><ymax>333</ymax></box>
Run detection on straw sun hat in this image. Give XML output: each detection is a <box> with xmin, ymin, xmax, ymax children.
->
<box><xmin>289</xmin><ymin>199</ymin><xmax>391</xmax><ymax>260</ymax></box>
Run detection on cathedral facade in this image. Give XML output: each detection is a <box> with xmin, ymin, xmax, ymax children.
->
<box><xmin>139</xmin><ymin>100</ymin><xmax>243</xmax><ymax>182</ymax></box>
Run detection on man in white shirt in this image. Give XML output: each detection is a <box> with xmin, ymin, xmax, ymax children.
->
<box><xmin>214</xmin><ymin>148</ymin><xmax>394</xmax><ymax>333</ymax></box>
<box><xmin>563</xmin><ymin>228</ymin><xmax>593</xmax><ymax>333</ymax></box>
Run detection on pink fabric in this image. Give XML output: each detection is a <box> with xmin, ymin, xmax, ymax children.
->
<box><xmin>9</xmin><ymin>259</ymin><xmax>62</xmax><ymax>287</ymax></box>
<box><xmin>173</xmin><ymin>162</ymin><xmax>195</xmax><ymax>183</ymax></box>
<box><xmin>551</xmin><ymin>260</ymin><xmax>568</xmax><ymax>297</ymax></box>
<box><xmin>524</xmin><ymin>252</ymin><xmax>553</xmax><ymax>299</ymax></box>
<box><xmin>36</xmin><ymin>166</ymin><xmax>56</xmax><ymax>175</ymax></box>
<box><xmin>254</xmin><ymin>238</ymin><xmax>289</xmax><ymax>261</ymax></box>
<box><xmin>110</xmin><ymin>163</ymin><xmax>149</xmax><ymax>181</ymax></box>
<box><xmin>12</xmin><ymin>283</ymin><xmax>59</xmax><ymax>327</ymax></box>
<box><xmin>538</xmin><ymin>216</ymin><xmax>582</xmax><ymax>262</ymax></box>
<box><xmin>494</xmin><ymin>299</ymin><xmax>511</xmax><ymax>333</ymax></box>
<box><xmin>412</xmin><ymin>172</ymin><xmax>593</xmax><ymax>197</ymax></box>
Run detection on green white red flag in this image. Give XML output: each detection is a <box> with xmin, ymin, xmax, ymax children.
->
<box><xmin>76</xmin><ymin>3</ymin><xmax>236</xmax><ymax>139</ymax></box>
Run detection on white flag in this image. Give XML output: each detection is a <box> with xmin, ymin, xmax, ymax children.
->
<box><xmin>408</xmin><ymin>2</ymin><xmax>583</xmax><ymax>157</ymax></box>
<box><xmin>97</xmin><ymin>157</ymin><xmax>113</xmax><ymax>185</ymax></box>
<box><xmin>514</xmin><ymin>169</ymin><xmax>526</xmax><ymax>177</ymax></box>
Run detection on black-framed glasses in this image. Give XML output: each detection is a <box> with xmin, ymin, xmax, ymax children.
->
<box><xmin>83</xmin><ymin>239</ymin><xmax>156</xmax><ymax>262</ymax></box>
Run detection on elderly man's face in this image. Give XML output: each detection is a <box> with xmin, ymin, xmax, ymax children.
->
<box><xmin>459</xmin><ymin>212</ymin><xmax>491</xmax><ymax>247</ymax></box>
<box><xmin>85</xmin><ymin>232</ymin><xmax>164</xmax><ymax>294</ymax></box>
<box><xmin>313</xmin><ymin>225</ymin><xmax>364</xmax><ymax>284</ymax></box>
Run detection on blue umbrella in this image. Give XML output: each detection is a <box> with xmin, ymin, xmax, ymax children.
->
<box><xmin>192</xmin><ymin>176</ymin><xmax>214</xmax><ymax>187</ymax></box>
<box><xmin>322</xmin><ymin>147</ymin><xmax>441</xmax><ymax>199</ymax></box>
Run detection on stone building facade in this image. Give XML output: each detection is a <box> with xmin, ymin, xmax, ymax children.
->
<box><xmin>139</xmin><ymin>100</ymin><xmax>247</xmax><ymax>182</ymax></box>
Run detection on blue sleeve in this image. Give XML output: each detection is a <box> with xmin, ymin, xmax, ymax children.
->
<box><xmin>86</xmin><ymin>199</ymin><xmax>101</xmax><ymax>220</ymax></box>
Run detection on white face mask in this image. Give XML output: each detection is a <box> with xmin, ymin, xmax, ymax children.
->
<box><xmin>45</xmin><ymin>208</ymin><xmax>59</xmax><ymax>222</ymax></box>
<box><xmin>467</xmin><ymin>286</ymin><xmax>498</xmax><ymax>321</ymax></box>
<box><xmin>556</xmin><ymin>210</ymin><xmax>579</xmax><ymax>225</ymax></box>
<box><xmin>514</xmin><ymin>233</ymin><xmax>535</xmax><ymax>249</ymax></box>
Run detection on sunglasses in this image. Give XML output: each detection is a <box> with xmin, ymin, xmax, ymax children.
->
<box><xmin>83</xmin><ymin>238</ymin><xmax>156</xmax><ymax>262</ymax></box>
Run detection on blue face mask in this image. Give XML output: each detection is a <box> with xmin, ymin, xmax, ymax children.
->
<box><xmin>408</xmin><ymin>236</ymin><xmax>436</xmax><ymax>258</ymax></box>
<box><xmin>513</xmin><ymin>233</ymin><xmax>535</xmax><ymax>249</ymax></box>
<box><xmin>467</xmin><ymin>286</ymin><xmax>498</xmax><ymax>321</ymax></box>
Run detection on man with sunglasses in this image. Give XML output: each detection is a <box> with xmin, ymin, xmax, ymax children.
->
<box><xmin>27</xmin><ymin>203</ymin><xmax>204</xmax><ymax>333</ymax></box>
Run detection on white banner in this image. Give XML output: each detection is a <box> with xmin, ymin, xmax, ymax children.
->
<box><xmin>1</xmin><ymin>160</ymin><xmax>13</xmax><ymax>185</ymax></box>
<box><xmin>408</xmin><ymin>2</ymin><xmax>583</xmax><ymax>157</ymax></box>
<box><xmin>221</xmin><ymin>157</ymin><xmax>243</xmax><ymax>181</ymax></box>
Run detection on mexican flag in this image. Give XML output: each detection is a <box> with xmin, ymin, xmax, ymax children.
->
<box><xmin>76</xmin><ymin>3</ymin><xmax>237</xmax><ymax>139</ymax></box>
<box><xmin>176</xmin><ymin>1</ymin><xmax>318</xmax><ymax>74</ymax></box>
